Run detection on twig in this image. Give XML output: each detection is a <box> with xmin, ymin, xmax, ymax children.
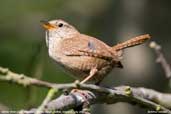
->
<box><xmin>0</xmin><ymin>66</ymin><xmax>56</xmax><ymax>88</ymax></box>
<box><xmin>1</xmin><ymin>66</ymin><xmax>171</xmax><ymax>113</ymax></box>
<box><xmin>35</xmin><ymin>88</ymin><xmax>58</xmax><ymax>114</ymax></box>
<box><xmin>25</xmin><ymin>86</ymin><xmax>171</xmax><ymax>114</ymax></box>
<box><xmin>149</xmin><ymin>41</ymin><xmax>171</xmax><ymax>78</ymax></box>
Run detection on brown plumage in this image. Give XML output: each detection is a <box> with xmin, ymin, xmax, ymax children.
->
<box><xmin>113</xmin><ymin>34</ymin><xmax>151</xmax><ymax>51</ymax></box>
<box><xmin>42</xmin><ymin>19</ymin><xmax>151</xmax><ymax>84</ymax></box>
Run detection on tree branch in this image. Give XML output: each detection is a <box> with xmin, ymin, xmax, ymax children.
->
<box><xmin>0</xmin><ymin>66</ymin><xmax>56</xmax><ymax>88</ymax></box>
<box><xmin>24</xmin><ymin>85</ymin><xmax>171</xmax><ymax>114</ymax></box>
<box><xmin>150</xmin><ymin>41</ymin><xmax>171</xmax><ymax>78</ymax></box>
<box><xmin>1</xmin><ymin>66</ymin><xmax>171</xmax><ymax>113</ymax></box>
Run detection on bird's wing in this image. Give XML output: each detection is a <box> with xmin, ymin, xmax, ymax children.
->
<box><xmin>60</xmin><ymin>34</ymin><xmax>120</xmax><ymax>61</ymax></box>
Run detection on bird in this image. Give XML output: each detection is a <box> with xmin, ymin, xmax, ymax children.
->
<box><xmin>41</xmin><ymin>19</ymin><xmax>151</xmax><ymax>85</ymax></box>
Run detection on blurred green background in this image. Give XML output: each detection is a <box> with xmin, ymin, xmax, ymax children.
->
<box><xmin>0</xmin><ymin>0</ymin><xmax>171</xmax><ymax>113</ymax></box>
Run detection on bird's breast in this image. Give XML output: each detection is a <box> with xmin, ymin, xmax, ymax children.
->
<box><xmin>59</xmin><ymin>56</ymin><xmax>113</xmax><ymax>80</ymax></box>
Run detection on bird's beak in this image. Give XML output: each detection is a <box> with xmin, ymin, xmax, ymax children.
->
<box><xmin>41</xmin><ymin>20</ymin><xmax>56</xmax><ymax>30</ymax></box>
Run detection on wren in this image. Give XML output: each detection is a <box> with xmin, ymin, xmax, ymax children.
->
<box><xmin>41</xmin><ymin>19</ymin><xmax>151</xmax><ymax>85</ymax></box>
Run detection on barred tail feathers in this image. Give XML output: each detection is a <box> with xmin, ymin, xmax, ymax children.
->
<box><xmin>113</xmin><ymin>34</ymin><xmax>151</xmax><ymax>51</ymax></box>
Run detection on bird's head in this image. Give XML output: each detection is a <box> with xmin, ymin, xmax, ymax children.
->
<box><xmin>41</xmin><ymin>19</ymin><xmax>79</xmax><ymax>47</ymax></box>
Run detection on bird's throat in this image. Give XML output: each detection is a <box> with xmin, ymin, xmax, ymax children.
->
<box><xmin>48</xmin><ymin>37</ymin><xmax>63</xmax><ymax>61</ymax></box>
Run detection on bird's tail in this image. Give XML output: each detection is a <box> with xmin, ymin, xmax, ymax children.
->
<box><xmin>112</xmin><ymin>34</ymin><xmax>151</xmax><ymax>51</ymax></box>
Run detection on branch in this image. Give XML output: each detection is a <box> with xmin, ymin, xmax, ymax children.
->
<box><xmin>0</xmin><ymin>66</ymin><xmax>56</xmax><ymax>88</ymax></box>
<box><xmin>1</xmin><ymin>66</ymin><xmax>171</xmax><ymax>113</ymax></box>
<box><xmin>22</xmin><ymin>85</ymin><xmax>171</xmax><ymax>114</ymax></box>
<box><xmin>150</xmin><ymin>41</ymin><xmax>171</xmax><ymax>78</ymax></box>
<box><xmin>35</xmin><ymin>88</ymin><xmax>58</xmax><ymax>114</ymax></box>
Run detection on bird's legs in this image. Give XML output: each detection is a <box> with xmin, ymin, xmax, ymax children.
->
<box><xmin>80</xmin><ymin>67</ymin><xmax>98</xmax><ymax>84</ymax></box>
<box><xmin>71</xmin><ymin>68</ymin><xmax>98</xmax><ymax>113</ymax></box>
<box><xmin>71</xmin><ymin>67</ymin><xmax>98</xmax><ymax>93</ymax></box>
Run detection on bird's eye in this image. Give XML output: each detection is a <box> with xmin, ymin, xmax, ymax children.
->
<box><xmin>58</xmin><ymin>23</ymin><xmax>63</xmax><ymax>27</ymax></box>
